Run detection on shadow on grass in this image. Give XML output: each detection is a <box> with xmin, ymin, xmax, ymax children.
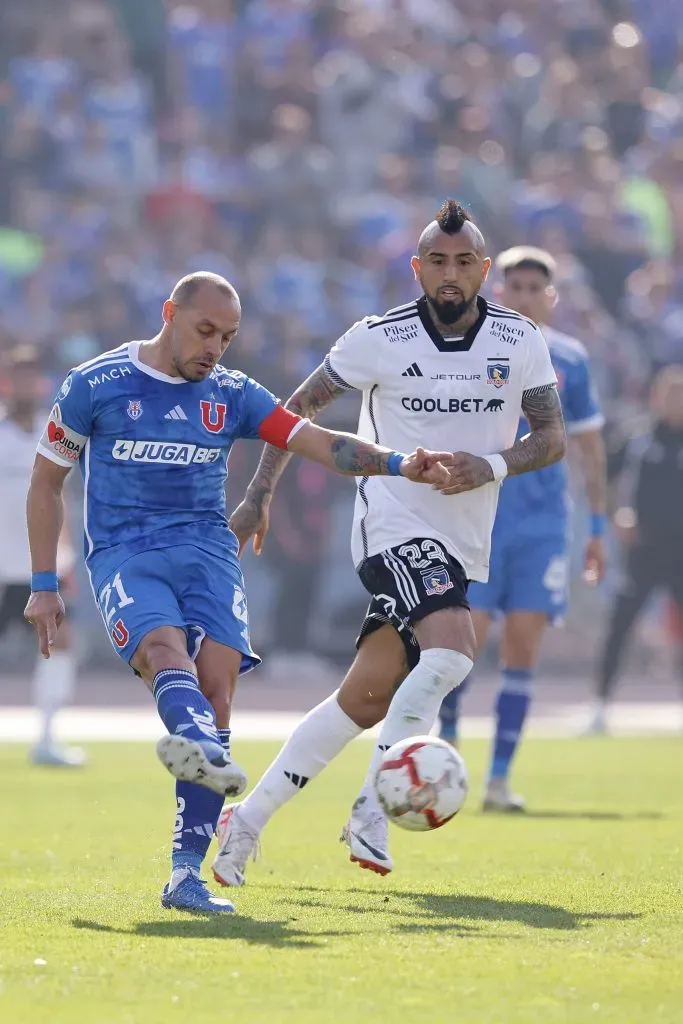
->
<box><xmin>72</xmin><ymin>914</ymin><xmax>509</xmax><ymax>945</ymax></box>
<box><xmin>278</xmin><ymin>886</ymin><xmax>642</xmax><ymax>932</ymax></box>
<box><xmin>515</xmin><ymin>810</ymin><xmax>664</xmax><ymax>821</ymax></box>
<box><xmin>72</xmin><ymin>915</ymin><xmax>351</xmax><ymax>948</ymax></box>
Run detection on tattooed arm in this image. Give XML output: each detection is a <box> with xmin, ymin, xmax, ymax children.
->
<box><xmin>503</xmin><ymin>383</ymin><xmax>567</xmax><ymax>475</ymax></box>
<box><xmin>288</xmin><ymin>424</ymin><xmax>449</xmax><ymax>485</ymax></box>
<box><xmin>437</xmin><ymin>384</ymin><xmax>567</xmax><ymax>495</ymax></box>
<box><xmin>230</xmin><ymin>363</ymin><xmax>349</xmax><ymax>554</ymax></box>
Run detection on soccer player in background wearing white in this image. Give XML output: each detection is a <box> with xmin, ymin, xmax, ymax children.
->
<box><xmin>24</xmin><ymin>272</ymin><xmax>448</xmax><ymax>913</ymax></box>
<box><xmin>0</xmin><ymin>346</ymin><xmax>85</xmax><ymax>767</ymax></box>
<box><xmin>213</xmin><ymin>200</ymin><xmax>567</xmax><ymax>886</ymax></box>
<box><xmin>438</xmin><ymin>247</ymin><xmax>607</xmax><ymax>810</ymax></box>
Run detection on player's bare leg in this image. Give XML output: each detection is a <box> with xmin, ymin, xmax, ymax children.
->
<box><xmin>361</xmin><ymin>607</ymin><xmax>474</xmax><ymax>778</ymax></box>
<box><xmin>212</xmin><ymin>625</ymin><xmax>406</xmax><ymax>886</ymax></box>
<box><xmin>30</xmin><ymin>616</ymin><xmax>86</xmax><ymax>767</ymax></box>
<box><xmin>438</xmin><ymin>609</ymin><xmax>491</xmax><ymax>747</ymax></box>
<box><xmin>337</xmin><ymin>626</ymin><xmax>408</xmax><ymax>876</ymax></box>
<box><xmin>483</xmin><ymin>611</ymin><xmax>546</xmax><ymax>812</ymax></box>
<box><xmin>132</xmin><ymin>627</ymin><xmax>243</xmax><ymax>913</ymax></box>
<box><xmin>132</xmin><ymin>626</ymin><xmax>246</xmax><ymax>797</ymax></box>
<box><xmin>343</xmin><ymin>608</ymin><xmax>474</xmax><ymax>874</ymax></box>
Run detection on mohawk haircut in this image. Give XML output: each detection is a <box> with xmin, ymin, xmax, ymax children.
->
<box><xmin>435</xmin><ymin>198</ymin><xmax>473</xmax><ymax>235</ymax></box>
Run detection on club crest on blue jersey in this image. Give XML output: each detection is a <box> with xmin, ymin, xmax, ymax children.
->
<box><xmin>127</xmin><ymin>400</ymin><xmax>143</xmax><ymax>420</ymax></box>
<box><xmin>487</xmin><ymin>362</ymin><xmax>510</xmax><ymax>388</ymax></box>
<box><xmin>200</xmin><ymin>398</ymin><xmax>227</xmax><ymax>433</ymax></box>
<box><xmin>421</xmin><ymin>568</ymin><xmax>454</xmax><ymax>597</ymax></box>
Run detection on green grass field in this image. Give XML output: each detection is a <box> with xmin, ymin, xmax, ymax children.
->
<box><xmin>1</xmin><ymin>737</ymin><xmax>681</xmax><ymax>1024</ymax></box>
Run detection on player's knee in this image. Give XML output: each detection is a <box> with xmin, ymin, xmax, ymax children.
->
<box><xmin>417</xmin><ymin>648</ymin><xmax>474</xmax><ymax>695</ymax></box>
<box><xmin>338</xmin><ymin>687</ymin><xmax>387</xmax><ymax>729</ymax></box>
<box><xmin>141</xmin><ymin>640</ymin><xmax>194</xmax><ymax>680</ymax></box>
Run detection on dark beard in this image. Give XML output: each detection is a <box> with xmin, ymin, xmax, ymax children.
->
<box><xmin>428</xmin><ymin>295</ymin><xmax>475</xmax><ymax>328</ymax></box>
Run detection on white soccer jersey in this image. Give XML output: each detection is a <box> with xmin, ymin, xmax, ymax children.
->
<box><xmin>0</xmin><ymin>417</ymin><xmax>43</xmax><ymax>583</ymax></box>
<box><xmin>324</xmin><ymin>296</ymin><xmax>557</xmax><ymax>581</ymax></box>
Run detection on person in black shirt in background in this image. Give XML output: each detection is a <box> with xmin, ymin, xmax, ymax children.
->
<box><xmin>589</xmin><ymin>366</ymin><xmax>683</xmax><ymax>733</ymax></box>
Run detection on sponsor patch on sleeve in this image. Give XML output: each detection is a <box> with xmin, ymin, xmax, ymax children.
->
<box><xmin>38</xmin><ymin>405</ymin><xmax>88</xmax><ymax>466</ymax></box>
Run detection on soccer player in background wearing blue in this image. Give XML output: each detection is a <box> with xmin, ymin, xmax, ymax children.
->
<box><xmin>438</xmin><ymin>247</ymin><xmax>608</xmax><ymax>811</ymax></box>
<box><xmin>23</xmin><ymin>272</ymin><xmax>449</xmax><ymax>913</ymax></box>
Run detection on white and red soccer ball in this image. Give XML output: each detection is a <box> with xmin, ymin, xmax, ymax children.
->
<box><xmin>374</xmin><ymin>736</ymin><xmax>468</xmax><ymax>831</ymax></box>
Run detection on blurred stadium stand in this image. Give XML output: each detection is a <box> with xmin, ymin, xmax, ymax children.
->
<box><xmin>1</xmin><ymin>0</ymin><xmax>682</xmax><ymax>695</ymax></box>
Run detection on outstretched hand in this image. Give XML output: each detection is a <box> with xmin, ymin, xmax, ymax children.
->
<box><xmin>400</xmin><ymin>448</ymin><xmax>452</xmax><ymax>487</ymax></box>
<box><xmin>24</xmin><ymin>591</ymin><xmax>65</xmax><ymax>659</ymax></box>
<box><xmin>432</xmin><ymin>452</ymin><xmax>496</xmax><ymax>495</ymax></box>
<box><xmin>582</xmin><ymin>536</ymin><xmax>606</xmax><ymax>585</ymax></box>
<box><xmin>229</xmin><ymin>497</ymin><xmax>271</xmax><ymax>557</ymax></box>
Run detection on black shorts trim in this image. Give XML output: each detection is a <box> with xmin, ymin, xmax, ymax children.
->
<box><xmin>355</xmin><ymin>538</ymin><xmax>470</xmax><ymax>670</ymax></box>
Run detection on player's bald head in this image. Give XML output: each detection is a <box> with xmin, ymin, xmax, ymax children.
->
<box><xmin>171</xmin><ymin>272</ymin><xmax>240</xmax><ymax>310</ymax></box>
<box><xmin>163</xmin><ymin>272</ymin><xmax>241</xmax><ymax>382</ymax></box>
<box><xmin>417</xmin><ymin>200</ymin><xmax>486</xmax><ymax>259</ymax></box>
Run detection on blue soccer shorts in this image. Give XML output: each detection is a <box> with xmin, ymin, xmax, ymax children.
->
<box><xmin>93</xmin><ymin>545</ymin><xmax>260</xmax><ymax>672</ymax></box>
<box><xmin>469</xmin><ymin>531</ymin><xmax>569</xmax><ymax>624</ymax></box>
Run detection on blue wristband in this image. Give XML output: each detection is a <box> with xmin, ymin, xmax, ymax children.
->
<box><xmin>387</xmin><ymin>452</ymin><xmax>405</xmax><ymax>476</ymax></box>
<box><xmin>590</xmin><ymin>514</ymin><xmax>606</xmax><ymax>538</ymax></box>
<box><xmin>31</xmin><ymin>571</ymin><xmax>59</xmax><ymax>593</ymax></box>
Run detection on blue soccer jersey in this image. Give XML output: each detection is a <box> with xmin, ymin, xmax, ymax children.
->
<box><xmin>38</xmin><ymin>342</ymin><xmax>297</xmax><ymax>594</ymax></box>
<box><xmin>492</xmin><ymin>327</ymin><xmax>604</xmax><ymax>539</ymax></box>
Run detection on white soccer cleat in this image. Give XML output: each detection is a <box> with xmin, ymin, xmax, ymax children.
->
<box><xmin>580</xmin><ymin>707</ymin><xmax>609</xmax><ymax>737</ymax></box>
<box><xmin>482</xmin><ymin>777</ymin><xmax>526</xmax><ymax>813</ymax></box>
<box><xmin>156</xmin><ymin>735</ymin><xmax>247</xmax><ymax>797</ymax></box>
<box><xmin>212</xmin><ymin>805</ymin><xmax>260</xmax><ymax>887</ymax></box>
<box><xmin>30</xmin><ymin>741</ymin><xmax>87</xmax><ymax>767</ymax></box>
<box><xmin>341</xmin><ymin>797</ymin><xmax>394</xmax><ymax>877</ymax></box>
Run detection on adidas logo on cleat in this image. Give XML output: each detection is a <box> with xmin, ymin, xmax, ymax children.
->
<box><xmin>401</xmin><ymin>363</ymin><xmax>423</xmax><ymax>377</ymax></box>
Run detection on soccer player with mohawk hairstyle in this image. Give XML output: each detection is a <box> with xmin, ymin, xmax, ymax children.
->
<box><xmin>214</xmin><ymin>201</ymin><xmax>566</xmax><ymax>887</ymax></box>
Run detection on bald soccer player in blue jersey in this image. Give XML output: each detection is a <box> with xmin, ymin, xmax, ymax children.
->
<box><xmin>24</xmin><ymin>272</ymin><xmax>449</xmax><ymax>913</ymax></box>
<box><xmin>439</xmin><ymin>248</ymin><xmax>607</xmax><ymax>810</ymax></box>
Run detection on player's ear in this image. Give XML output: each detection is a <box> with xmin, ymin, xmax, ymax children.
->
<box><xmin>547</xmin><ymin>285</ymin><xmax>559</xmax><ymax>309</ymax></box>
<box><xmin>162</xmin><ymin>299</ymin><xmax>177</xmax><ymax>325</ymax></box>
<box><xmin>481</xmin><ymin>256</ymin><xmax>492</xmax><ymax>282</ymax></box>
<box><xmin>410</xmin><ymin>255</ymin><xmax>420</xmax><ymax>282</ymax></box>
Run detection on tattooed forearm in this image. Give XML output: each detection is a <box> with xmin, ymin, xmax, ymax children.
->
<box><xmin>330</xmin><ymin>435</ymin><xmax>392</xmax><ymax>475</ymax></box>
<box><xmin>245</xmin><ymin>364</ymin><xmax>349</xmax><ymax>512</ymax></box>
<box><xmin>574</xmin><ymin>429</ymin><xmax>607</xmax><ymax>514</ymax></box>
<box><xmin>502</xmin><ymin>385</ymin><xmax>566</xmax><ymax>476</ymax></box>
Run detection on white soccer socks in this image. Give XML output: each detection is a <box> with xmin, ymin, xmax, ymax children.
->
<box><xmin>238</xmin><ymin>691</ymin><xmax>363</xmax><ymax>833</ymax></box>
<box><xmin>375</xmin><ymin>647</ymin><xmax>473</xmax><ymax>750</ymax></box>
<box><xmin>32</xmin><ymin>650</ymin><xmax>76</xmax><ymax>744</ymax></box>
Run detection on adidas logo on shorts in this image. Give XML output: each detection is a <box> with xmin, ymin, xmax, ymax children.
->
<box><xmin>401</xmin><ymin>362</ymin><xmax>423</xmax><ymax>377</ymax></box>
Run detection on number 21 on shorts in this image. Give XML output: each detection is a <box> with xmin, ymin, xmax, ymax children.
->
<box><xmin>99</xmin><ymin>572</ymin><xmax>135</xmax><ymax>648</ymax></box>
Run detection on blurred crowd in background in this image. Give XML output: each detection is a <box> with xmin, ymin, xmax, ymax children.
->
<box><xmin>1</xmin><ymin>0</ymin><xmax>682</xmax><ymax>674</ymax></box>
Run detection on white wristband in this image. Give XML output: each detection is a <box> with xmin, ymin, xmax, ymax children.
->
<box><xmin>483</xmin><ymin>453</ymin><xmax>508</xmax><ymax>482</ymax></box>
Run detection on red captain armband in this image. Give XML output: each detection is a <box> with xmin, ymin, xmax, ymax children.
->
<box><xmin>258</xmin><ymin>405</ymin><xmax>306</xmax><ymax>449</ymax></box>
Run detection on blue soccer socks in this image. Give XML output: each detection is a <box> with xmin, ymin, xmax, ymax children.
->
<box><xmin>490</xmin><ymin>669</ymin><xmax>532</xmax><ymax>780</ymax></box>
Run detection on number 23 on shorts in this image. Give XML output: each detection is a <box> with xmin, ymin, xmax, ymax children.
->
<box><xmin>99</xmin><ymin>571</ymin><xmax>135</xmax><ymax>648</ymax></box>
